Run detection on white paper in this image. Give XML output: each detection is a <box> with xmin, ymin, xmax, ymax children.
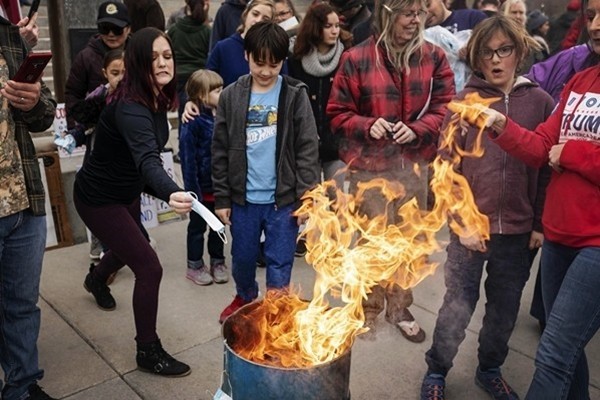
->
<box><xmin>188</xmin><ymin>192</ymin><xmax>227</xmax><ymax>243</ymax></box>
<box><xmin>279</xmin><ymin>16</ymin><xmax>299</xmax><ymax>31</ymax></box>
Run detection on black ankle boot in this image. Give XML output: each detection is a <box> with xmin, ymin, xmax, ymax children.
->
<box><xmin>136</xmin><ymin>340</ymin><xmax>191</xmax><ymax>377</ymax></box>
<box><xmin>84</xmin><ymin>263</ymin><xmax>116</xmax><ymax>310</ymax></box>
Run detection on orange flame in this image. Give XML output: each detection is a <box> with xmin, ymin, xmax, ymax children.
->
<box><xmin>231</xmin><ymin>93</ymin><xmax>498</xmax><ymax>368</ymax></box>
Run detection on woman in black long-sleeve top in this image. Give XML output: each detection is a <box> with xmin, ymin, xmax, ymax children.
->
<box><xmin>74</xmin><ymin>27</ymin><xmax>193</xmax><ymax>377</ymax></box>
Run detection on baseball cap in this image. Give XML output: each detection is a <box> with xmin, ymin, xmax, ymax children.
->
<box><xmin>97</xmin><ymin>1</ymin><xmax>130</xmax><ymax>28</ymax></box>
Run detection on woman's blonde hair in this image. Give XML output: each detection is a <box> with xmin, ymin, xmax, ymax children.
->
<box><xmin>185</xmin><ymin>69</ymin><xmax>223</xmax><ymax>107</ymax></box>
<box><xmin>465</xmin><ymin>15</ymin><xmax>541</xmax><ymax>73</ymax></box>
<box><xmin>373</xmin><ymin>0</ymin><xmax>426</xmax><ymax>72</ymax></box>
<box><xmin>237</xmin><ymin>0</ymin><xmax>276</xmax><ymax>34</ymax></box>
<box><xmin>500</xmin><ymin>0</ymin><xmax>526</xmax><ymax>17</ymax></box>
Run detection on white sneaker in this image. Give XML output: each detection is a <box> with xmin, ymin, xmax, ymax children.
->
<box><xmin>186</xmin><ymin>266</ymin><xmax>213</xmax><ymax>285</ymax></box>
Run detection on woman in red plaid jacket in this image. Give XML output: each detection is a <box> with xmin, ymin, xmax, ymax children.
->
<box><xmin>327</xmin><ymin>0</ymin><xmax>455</xmax><ymax>343</ymax></box>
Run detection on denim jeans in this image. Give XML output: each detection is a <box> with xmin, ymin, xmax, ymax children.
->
<box><xmin>230</xmin><ymin>203</ymin><xmax>298</xmax><ymax>302</ymax></box>
<box><xmin>0</xmin><ymin>210</ymin><xmax>46</xmax><ymax>400</ymax></box>
<box><xmin>425</xmin><ymin>233</ymin><xmax>531</xmax><ymax>376</ymax></box>
<box><xmin>187</xmin><ymin>201</ymin><xmax>224</xmax><ymax>265</ymax></box>
<box><xmin>525</xmin><ymin>241</ymin><xmax>600</xmax><ymax>400</ymax></box>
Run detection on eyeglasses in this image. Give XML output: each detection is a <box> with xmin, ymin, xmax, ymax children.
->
<box><xmin>399</xmin><ymin>9</ymin><xmax>427</xmax><ymax>20</ymax></box>
<box><xmin>98</xmin><ymin>22</ymin><xmax>125</xmax><ymax>36</ymax></box>
<box><xmin>276</xmin><ymin>9</ymin><xmax>292</xmax><ymax>18</ymax></box>
<box><xmin>479</xmin><ymin>45</ymin><xmax>515</xmax><ymax>60</ymax></box>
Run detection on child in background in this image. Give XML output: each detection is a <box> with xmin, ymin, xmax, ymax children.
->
<box><xmin>66</xmin><ymin>49</ymin><xmax>126</xmax><ymax>156</ymax></box>
<box><xmin>212</xmin><ymin>21</ymin><xmax>320</xmax><ymax>323</ymax></box>
<box><xmin>420</xmin><ymin>16</ymin><xmax>554</xmax><ymax>400</ymax></box>
<box><xmin>180</xmin><ymin>70</ymin><xmax>228</xmax><ymax>285</ymax></box>
<box><xmin>57</xmin><ymin>49</ymin><xmax>126</xmax><ymax>265</ymax></box>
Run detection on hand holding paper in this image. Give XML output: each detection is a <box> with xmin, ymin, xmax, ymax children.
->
<box><xmin>447</xmin><ymin>93</ymin><xmax>507</xmax><ymax>133</ymax></box>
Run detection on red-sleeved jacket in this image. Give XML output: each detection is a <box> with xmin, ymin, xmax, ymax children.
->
<box><xmin>327</xmin><ymin>37</ymin><xmax>455</xmax><ymax>171</ymax></box>
<box><xmin>493</xmin><ymin>65</ymin><xmax>600</xmax><ymax>248</ymax></box>
<box><xmin>561</xmin><ymin>14</ymin><xmax>584</xmax><ymax>51</ymax></box>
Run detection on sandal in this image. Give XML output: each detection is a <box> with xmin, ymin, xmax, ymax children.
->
<box><xmin>395</xmin><ymin>320</ymin><xmax>426</xmax><ymax>343</ymax></box>
<box><xmin>359</xmin><ymin>317</ymin><xmax>378</xmax><ymax>341</ymax></box>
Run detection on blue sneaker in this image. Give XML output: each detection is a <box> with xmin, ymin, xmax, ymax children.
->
<box><xmin>420</xmin><ymin>374</ymin><xmax>445</xmax><ymax>400</ymax></box>
<box><xmin>475</xmin><ymin>368</ymin><xmax>520</xmax><ymax>400</ymax></box>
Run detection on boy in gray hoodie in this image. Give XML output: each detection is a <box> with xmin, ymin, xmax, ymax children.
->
<box><xmin>212</xmin><ymin>21</ymin><xmax>319</xmax><ymax>323</ymax></box>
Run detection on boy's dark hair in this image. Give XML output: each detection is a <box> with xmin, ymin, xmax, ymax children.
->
<box><xmin>243</xmin><ymin>21</ymin><xmax>289</xmax><ymax>64</ymax></box>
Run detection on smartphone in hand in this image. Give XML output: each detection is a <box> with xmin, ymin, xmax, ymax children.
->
<box><xmin>13</xmin><ymin>51</ymin><xmax>52</xmax><ymax>83</ymax></box>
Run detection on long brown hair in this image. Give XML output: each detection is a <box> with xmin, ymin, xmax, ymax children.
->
<box><xmin>293</xmin><ymin>3</ymin><xmax>352</xmax><ymax>59</ymax></box>
<box><xmin>110</xmin><ymin>27</ymin><xmax>177</xmax><ymax>112</ymax></box>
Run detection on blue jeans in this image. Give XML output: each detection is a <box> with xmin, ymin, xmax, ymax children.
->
<box><xmin>0</xmin><ymin>211</ymin><xmax>46</xmax><ymax>400</ymax></box>
<box><xmin>230</xmin><ymin>203</ymin><xmax>298</xmax><ymax>302</ymax></box>
<box><xmin>426</xmin><ymin>233</ymin><xmax>531</xmax><ymax>376</ymax></box>
<box><xmin>187</xmin><ymin>201</ymin><xmax>224</xmax><ymax>265</ymax></box>
<box><xmin>525</xmin><ymin>241</ymin><xmax>600</xmax><ymax>400</ymax></box>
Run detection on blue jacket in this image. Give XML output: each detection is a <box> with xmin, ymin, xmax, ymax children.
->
<box><xmin>179</xmin><ymin>107</ymin><xmax>215</xmax><ymax>199</ymax></box>
<box><xmin>206</xmin><ymin>33</ymin><xmax>247</xmax><ymax>88</ymax></box>
<box><xmin>208</xmin><ymin>0</ymin><xmax>246</xmax><ymax>51</ymax></box>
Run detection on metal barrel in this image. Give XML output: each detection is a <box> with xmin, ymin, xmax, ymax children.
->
<box><xmin>221</xmin><ymin>302</ymin><xmax>352</xmax><ymax>400</ymax></box>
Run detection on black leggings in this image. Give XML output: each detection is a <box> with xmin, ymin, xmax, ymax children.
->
<box><xmin>74</xmin><ymin>192</ymin><xmax>162</xmax><ymax>344</ymax></box>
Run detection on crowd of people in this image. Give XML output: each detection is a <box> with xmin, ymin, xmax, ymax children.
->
<box><xmin>1</xmin><ymin>0</ymin><xmax>599</xmax><ymax>399</ymax></box>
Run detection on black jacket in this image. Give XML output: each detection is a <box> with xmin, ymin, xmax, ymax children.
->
<box><xmin>287</xmin><ymin>56</ymin><xmax>340</xmax><ymax>163</ymax></box>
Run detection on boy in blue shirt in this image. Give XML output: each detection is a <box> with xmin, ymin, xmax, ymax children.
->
<box><xmin>212</xmin><ymin>21</ymin><xmax>320</xmax><ymax>323</ymax></box>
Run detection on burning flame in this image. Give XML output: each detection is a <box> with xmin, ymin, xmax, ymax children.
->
<box><xmin>230</xmin><ymin>93</ymin><xmax>499</xmax><ymax>368</ymax></box>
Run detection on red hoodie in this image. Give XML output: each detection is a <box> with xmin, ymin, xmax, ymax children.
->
<box><xmin>493</xmin><ymin>65</ymin><xmax>600</xmax><ymax>248</ymax></box>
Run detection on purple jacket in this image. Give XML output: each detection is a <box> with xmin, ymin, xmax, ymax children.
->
<box><xmin>525</xmin><ymin>44</ymin><xmax>599</xmax><ymax>104</ymax></box>
<box><xmin>444</xmin><ymin>75</ymin><xmax>554</xmax><ymax>234</ymax></box>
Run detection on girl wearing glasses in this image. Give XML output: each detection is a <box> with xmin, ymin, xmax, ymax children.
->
<box><xmin>455</xmin><ymin>0</ymin><xmax>600</xmax><ymax>397</ymax></box>
<box><xmin>327</xmin><ymin>0</ymin><xmax>455</xmax><ymax>343</ymax></box>
<box><xmin>420</xmin><ymin>16</ymin><xmax>554</xmax><ymax>400</ymax></box>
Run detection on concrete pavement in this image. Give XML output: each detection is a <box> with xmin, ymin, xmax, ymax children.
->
<box><xmin>35</xmin><ymin>218</ymin><xmax>600</xmax><ymax>399</ymax></box>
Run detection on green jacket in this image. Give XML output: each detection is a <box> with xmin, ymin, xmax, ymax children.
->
<box><xmin>168</xmin><ymin>16</ymin><xmax>211</xmax><ymax>83</ymax></box>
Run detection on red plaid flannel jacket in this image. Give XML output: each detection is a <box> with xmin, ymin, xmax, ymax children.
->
<box><xmin>327</xmin><ymin>37</ymin><xmax>455</xmax><ymax>171</ymax></box>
